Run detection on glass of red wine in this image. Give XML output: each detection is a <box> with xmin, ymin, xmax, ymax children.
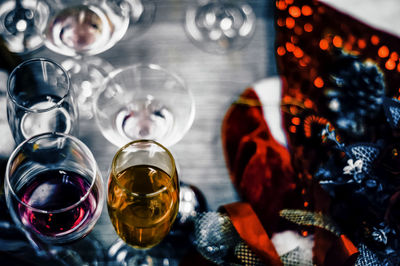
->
<box><xmin>4</xmin><ymin>132</ymin><xmax>104</xmax><ymax>264</ymax></box>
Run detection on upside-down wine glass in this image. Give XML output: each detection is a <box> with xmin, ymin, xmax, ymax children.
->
<box><xmin>0</xmin><ymin>0</ymin><xmax>49</xmax><ymax>54</ymax></box>
<box><xmin>43</xmin><ymin>0</ymin><xmax>131</xmax><ymax>118</ymax></box>
<box><xmin>4</xmin><ymin>132</ymin><xmax>105</xmax><ymax>265</ymax></box>
<box><xmin>6</xmin><ymin>58</ymin><xmax>78</xmax><ymax>145</ymax></box>
<box><xmin>107</xmin><ymin>139</ymin><xmax>180</xmax><ymax>265</ymax></box>
<box><xmin>185</xmin><ymin>0</ymin><xmax>256</xmax><ymax>54</ymax></box>
<box><xmin>93</xmin><ymin>63</ymin><xmax>195</xmax><ymax>148</ymax></box>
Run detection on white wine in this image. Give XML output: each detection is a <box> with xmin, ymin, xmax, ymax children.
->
<box><xmin>107</xmin><ymin>165</ymin><xmax>179</xmax><ymax>249</ymax></box>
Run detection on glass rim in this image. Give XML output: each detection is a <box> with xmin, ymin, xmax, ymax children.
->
<box><xmin>5</xmin><ymin>132</ymin><xmax>99</xmax><ymax>214</ymax></box>
<box><xmin>93</xmin><ymin>63</ymin><xmax>196</xmax><ymax>147</ymax></box>
<box><xmin>7</xmin><ymin>57</ymin><xmax>72</xmax><ymax>113</ymax></box>
<box><xmin>110</xmin><ymin>139</ymin><xmax>177</xmax><ymax>198</ymax></box>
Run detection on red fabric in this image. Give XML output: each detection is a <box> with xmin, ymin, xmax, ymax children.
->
<box><xmin>221</xmin><ymin>88</ymin><xmax>299</xmax><ymax>233</ymax></box>
<box><xmin>223</xmin><ymin>202</ymin><xmax>283</xmax><ymax>266</ymax></box>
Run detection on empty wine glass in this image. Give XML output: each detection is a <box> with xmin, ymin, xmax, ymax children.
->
<box><xmin>43</xmin><ymin>0</ymin><xmax>131</xmax><ymax>118</ymax></box>
<box><xmin>6</xmin><ymin>58</ymin><xmax>78</xmax><ymax>145</ymax></box>
<box><xmin>4</xmin><ymin>132</ymin><xmax>104</xmax><ymax>264</ymax></box>
<box><xmin>185</xmin><ymin>0</ymin><xmax>256</xmax><ymax>54</ymax></box>
<box><xmin>107</xmin><ymin>139</ymin><xmax>180</xmax><ymax>265</ymax></box>
<box><xmin>0</xmin><ymin>0</ymin><xmax>49</xmax><ymax>54</ymax></box>
<box><xmin>93</xmin><ymin>64</ymin><xmax>195</xmax><ymax>148</ymax></box>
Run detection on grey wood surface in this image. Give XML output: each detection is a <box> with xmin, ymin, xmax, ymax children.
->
<box><xmin>30</xmin><ymin>0</ymin><xmax>276</xmax><ymax>252</ymax></box>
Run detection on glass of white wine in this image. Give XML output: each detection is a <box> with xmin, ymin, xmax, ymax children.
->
<box><xmin>107</xmin><ymin>139</ymin><xmax>180</xmax><ymax>265</ymax></box>
<box><xmin>93</xmin><ymin>63</ymin><xmax>195</xmax><ymax>148</ymax></box>
<box><xmin>185</xmin><ymin>0</ymin><xmax>256</xmax><ymax>54</ymax></box>
<box><xmin>43</xmin><ymin>0</ymin><xmax>131</xmax><ymax>119</ymax></box>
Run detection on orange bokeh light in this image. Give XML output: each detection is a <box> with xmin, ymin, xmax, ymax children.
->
<box><xmin>277</xmin><ymin>18</ymin><xmax>285</xmax><ymax>27</ymax></box>
<box><xmin>292</xmin><ymin>117</ymin><xmax>301</xmax><ymax>125</ymax></box>
<box><xmin>386</xmin><ymin>59</ymin><xmax>396</xmax><ymax>70</ymax></box>
<box><xmin>390</xmin><ymin>52</ymin><xmax>399</xmax><ymax>61</ymax></box>
<box><xmin>333</xmin><ymin>36</ymin><xmax>343</xmax><ymax>48</ymax></box>
<box><xmin>285</xmin><ymin>0</ymin><xmax>294</xmax><ymax>4</ymax></box>
<box><xmin>304</xmin><ymin>23</ymin><xmax>313</xmax><ymax>32</ymax></box>
<box><xmin>378</xmin><ymin>46</ymin><xmax>389</xmax><ymax>58</ymax></box>
<box><xmin>289</xmin><ymin>6</ymin><xmax>301</xmax><ymax>18</ymax></box>
<box><xmin>304</xmin><ymin>99</ymin><xmax>313</xmax><ymax>108</ymax></box>
<box><xmin>314</xmin><ymin>77</ymin><xmax>324</xmax><ymax>88</ymax></box>
<box><xmin>371</xmin><ymin>35</ymin><xmax>380</xmax><ymax>45</ymax></box>
<box><xmin>319</xmin><ymin>39</ymin><xmax>329</xmax><ymax>50</ymax></box>
<box><xmin>357</xmin><ymin>39</ymin><xmax>366</xmax><ymax>49</ymax></box>
<box><xmin>294</xmin><ymin>26</ymin><xmax>303</xmax><ymax>35</ymax></box>
<box><xmin>301</xmin><ymin>5</ymin><xmax>313</xmax><ymax>16</ymax></box>
<box><xmin>277</xmin><ymin>46</ymin><xmax>286</xmax><ymax>56</ymax></box>
<box><xmin>286</xmin><ymin>42</ymin><xmax>295</xmax><ymax>52</ymax></box>
<box><xmin>289</xmin><ymin>125</ymin><xmax>297</xmax><ymax>133</ymax></box>
<box><xmin>293</xmin><ymin>47</ymin><xmax>304</xmax><ymax>58</ymax></box>
<box><xmin>286</xmin><ymin>17</ymin><xmax>295</xmax><ymax>29</ymax></box>
<box><xmin>276</xmin><ymin>0</ymin><xmax>287</xmax><ymax>10</ymax></box>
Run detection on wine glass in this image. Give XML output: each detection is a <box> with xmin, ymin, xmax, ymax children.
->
<box><xmin>0</xmin><ymin>0</ymin><xmax>49</xmax><ymax>54</ymax></box>
<box><xmin>185</xmin><ymin>0</ymin><xmax>256</xmax><ymax>54</ymax></box>
<box><xmin>4</xmin><ymin>132</ymin><xmax>104</xmax><ymax>264</ymax></box>
<box><xmin>93</xmin><ymin>63</ymin><xmax>195</xmax><ymax>148</ymax></box>
<box><xmin>6</xmin><ymin>58</ymin><xmax>78</xmax><ymax>145</ymax></box>
<box><xmin>107</xmin><ymin>139</ymin><xmax>180</xmax><ymax>265</ymax></box>
<box><xmin>43</xmin><ymin>0</ymin><xmax>131</xmax><ymax>119</ymax></box>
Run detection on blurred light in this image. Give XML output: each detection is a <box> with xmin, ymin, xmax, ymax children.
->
<box><xmin>371</xmin><ymin>35</ymin><xmax>380</xmax><ymax>45</ymax></box>
<box><xmin>293</xmin><ymin>47</ymin><xmax>304</xmax><ymax>58</ymax></box>
<box><xmin>286</xmin><ymin>17</ymin><xmax>295</xmax><ymax>29</ymax></box>
<box><xmin>390</xmin><ymin>52</ymin><xmax>399</xmax><ymax>61</ymax></box>
<box><xmin>301</xmin><ymin>5</ymin><xmax>313</xmax><ymax>16</ymax></box>
<box><xmin>304</xmin><ymin>99</ymin><xmax>313</xmax><ymax>108</ymax></box>
<box><xmin>314</xmin><ymin>77</ymin><xmax>324</xmax><ymax>88</ymax></box>
<box><xmin>294</xmin><ymin>26</ymin><xmax>303</xmax><ymax>35</ymax></box>
<box><xmin>378</xmin><ymin>45</ymin><xmax>389</xmax><ymax>58</ymax></box>
<box><xmin>292</xmin><ymin>117</ymin><xmax>301</xmax><ymax>125</ymax></box>
<box><xmin>277</xmin><ymin>18</ymin><xmax>285</xmax><ymax>27</ymax></box>
<box><xmin>304</xmin><ymin>23</ymin><xmax>313</xmax><ymax>32</ymax></box>
<box><xmin>286</xmin><ymin>42</ymin><xmax>295</xmax><ymax>52</ymax></box>
<box><xmin>220</xmin><ymin>17</ymin><xmax>233</xmax><ymax>31</ymax></box>
<box><xmin>276</xmin><ymin>1</ymin><xmax>287</xmax><ymax>10</ymax></box>
<box><xmin>319</xmin><ymin>39</ymin><xmax>329</xmax><ymax>50</ymax></box>
<box><xmin>386</xmin><ymin>59</ymin><xmax>396</xmax><ymax>70</ymax></box>
<box><xmin>357</xmin><ymin>39</ymin><xmax>366</xmax><ymax>49</ymax></box>
<box><xmin>332</xmin><ymin>36</ymin><xmax>343</xmax><ymax>47</ymax></box>
<box><xmin>16</xmin><ymin>20</ymin><xmax>27</xmax><ymax>32</ymax></box>
<box><xmin>277</xmin><ymin>46</ymin><xmax>286</xmax><ymax>56</ymax></box>
<box><xmin>289</xmin><ymin>6</ymin><xmax>301</xmax><ymax>18</ymax></box>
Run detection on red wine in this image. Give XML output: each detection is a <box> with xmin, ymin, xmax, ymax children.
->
<box><xmin>18</xmin><ymin>169</ymin><xmax>98</xmax><ymax>237</ymax></box>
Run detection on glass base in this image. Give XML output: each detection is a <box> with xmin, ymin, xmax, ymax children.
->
<box><xmin>185</xmin><ymin>0</ymin><xmax>256</xmax><ymax>54</ymax></box>
<box><xmin>61</xmin><ymin>56</ymin><xmax>114</xmax><ymax>120</ymax></box>
<box><xmin>107</xmin><ymin>239</ymin><xmax>179</xmax><ymax>266</ymax></box>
